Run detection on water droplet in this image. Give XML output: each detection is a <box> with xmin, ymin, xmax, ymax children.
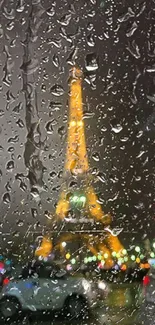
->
<box><xmin>16</xmin><ymin>118</ymin><xmax>25</xmax><ymax>128</ymax></box>
<box><xmin>136</xmin><ymin>130</ymin><xmax>143</xmax><ymax>138</ymax></box>
<box><xmin>46</xmin><ymin>7</ymin><xmax>55</xmax><ymax>17</ymax></box>
<box><xmin>97</xmin><ymin>172</ymin><xmax>106</xmax><ymax>183</ymax></box>
<box><xmin>8</xmin><ymin>147</ymin><xmax>14</xmax><ymax>153</ymax></box>
<box><xmin>135</xmin><ymin>202</ymin><xmax>144</xmax><ymax>210</ymax></box>
<box><xmin>120</xmin><ymin>136</ymin><xmax>129</xmax><ymax>142</ymax></box>
<box><xmin>58</xmin><ymin>170</ymin><xmax>63</xmax><ymax>178</ymax></box>
<box><xmin>42</xmin><ymin>56</ymin><xmax>49</xmax><ymax>63</ymax></box>
<box><xmin>136</xmin><ymin>2</ymin><xmax>146</xmax><ymax>17</ymax></box>
<box><xmin>41</xmin><ymin>84</ymin><xmax>46</xmax><ymax>92</ymax></box>
<box><xmin>110</xmin><ymin>119</ymin><xmax>123</xmax><ymax>133</ymax></box>
<box><xmin>0</xmin><ymin>26</ymin><xmax>4</xmax><ymax>38</ymax></box>
<box><xmin>5</xmin><ymin>181</ymin><xmax>11</xmax><ymax>192</ymax></box>
<box><xmin>87</xmin><ymin>33</ymin><xmax>95</xmax><ymax>47</ymax></box>
<box><xmin>126</xmin><ymin>40</ymin><xmax>140</xmax><ymax>59</ymax></box>
<box><xmin>57</xmin><ymin>13</ymin><xmax>72</xmax><ymax>26</ymax></box>
<box><xmin>52</xmin><ymin>54</ymin><xmax>60</xmax><ymax>68</ymax></box>
<box><xmin>92</xmin><ymin>152</ymin><xmax>100</xmax><ymax>162</ymax></box>
<box><xmin>111</xmin><ymin>124</ymin><xmax>123</xmax><ymax>133</ymax></box>
<box><xmin>45</xmin><ymin>121</ymin><xmax>53</xmax><ymax>134</ymax></box>
<box><xmin>16</xmin><ymin>0</ymin><xmax>25</xmax><ymax>12</ymax></box>
<box><xmin>3</xmin><ymin>7</ymin><xmax>15</xmax><ymax>20</ymax></box>
<box><xmin>83</xmin><ymin>110</ymin><xmax>95</xmax><ymax>119</ymax></box>
<box><xmin>84</xmin><ymin>73</ymin><xmax>96</xmax><ymax>89</ymax></box>
<box><xmin>146</xmin><ymin>65</ymin><xmax>155</xmax><ymax>73</ymax></box>
<box><xmin>31</xmin><ymin>208</ymin><xmax>38</xmax><ymax>218</ymax></box>
<box><xmin>20</xmin><ymin>181</ymin><xmax>27</xmax><ymax>192</ymax></box>
<box><xmin>6</xmin><ymin>160</ymin><xmax>14</xmax><ymax>172</ymax></box>
<box><xmin>47</xmin><ymin>38</ymin><xmax>61</xmax><ymax>48</ymax></box>
<box><xmin>85</xmin><ymin>53</ymin><xmax>98</xmax><ymax>71</ymax></box>
<box><xmin>16</xmin><ymin>220</ymin><xmax>24</xmax><ymax>227</ymax></box>
<box><xmin>49</xmin><ymin>101</ymin><xmax>62</xmax><ymax>111</ymax></box>
<box><xmin>6</xmin><ymin>21</ymin><xmax>14</xmax><ymax>31</ymax></box>
<box><xmin>49</xmin><ymin>171</ymin><xmax>57</xmax><ymax>179</ymax></box>
<box><xmin>126</xmin><ymin>21</ymin><xmax>138</xmax><ymax>37</ymax></box>
<box><xmin>67</xmin><ymin>47</ymin><xmax>78</xmax><ymax>65</ymax></box>
<box><xmin>30</xmin><ymin>187</ymin><xmax>40</xmax><ymax>202</ymax></box>
<box><xmin>88</xmin><ymin>10</ymin><xmax>95</xmax><ymax>18</ymax></box>
<box><xmin>3</xmin><ymin>192</ymin><xmax>11</xmax><ymax>204</ymax></box>
<box><xmin>8</xmin><ymin>135</ymin><xmax>19</xmax><ymax>143</ymax></box>
<box><xmin>12</xmin><ymin>102</ymin><xmax>23</xmax><ymax>114</ymax></box>
<box><xmin>50</xmin><ymin>84</ymin><xmax>64</xmax><ymax>96</ymax></box>
<box><xmin>118</xmin><ymin>7</ymin><xmax>135</xmax><ymax>23</ymax></box>
<box><xmin>0</xmin><ymin>110</ymin><xmax>4</xmax><ymax>117</ymax></box>
<box><xmin>136</xmin><ymin>151</ymin><xmax>145</xmax><ymax>158</ymax></box>
<box><xmin>108</xmin><ymin>192</ymin><xmax>119</xmax><ymax>202</ymax></box>
<box><xmin>58</xmin><ymin>126</ymin><xmax>65</xmax><ymax>137</ymax></box>
<box><xmin>87</xmin><ymin>23</ymin><xmax>94</xmax><ymax>31</ymax></box>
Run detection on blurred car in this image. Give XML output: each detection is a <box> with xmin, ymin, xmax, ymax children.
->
<box><xmin>0</xmin><ymin>261</ymin><xmax>109</xmax><ymax>320</ymax></box>
<box><xmin>136</xmin><ymin>268</ymin><xmax>155</xmax><ymax>324</ymax></box>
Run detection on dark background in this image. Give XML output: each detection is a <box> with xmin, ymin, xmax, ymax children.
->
<box><xmin>0</xmin><ymin>0</ymin><xmax>155</xmax><ymax>248</ymax></box>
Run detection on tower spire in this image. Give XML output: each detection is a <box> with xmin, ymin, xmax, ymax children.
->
<box><xmin>65</xmin><ymin>66</ymin><xmax>88</xmax><ymax>174</ymax></box>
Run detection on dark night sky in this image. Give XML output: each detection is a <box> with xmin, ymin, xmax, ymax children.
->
<box><xmin>0</xmin><ymin>0</ymin><xmax>155</xmax><ymax>247</ymax></box>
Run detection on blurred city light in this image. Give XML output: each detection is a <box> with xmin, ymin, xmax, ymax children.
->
<box><xmin>135</xmin><ymin>246</ymin><xmax>140</xmax><ymax>253</ymax></box>
<box><xmin>131</xmin><ymin>255</ymin><xmax>136</xmax><ymax>261</ymax></box>
<box><xmin>71</xmin><ymin>258</ymin><xmax>76</xmax><ymax>265</ymax></box>
<box><xmin>66</xmin><ymin>253</ymin><xmax>71</xmax><ymax>260</ymax></box>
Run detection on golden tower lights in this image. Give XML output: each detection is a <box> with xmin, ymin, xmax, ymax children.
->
<box><xmin>35</xmin><ymin>67</ymin><xmax>124</xmax><ymax>268</ymax></box>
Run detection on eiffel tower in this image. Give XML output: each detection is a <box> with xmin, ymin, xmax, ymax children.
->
<box><xmin>35</xmin><ymin>67</ymin><xmax>125</xmax><ymax>269</ymax></box>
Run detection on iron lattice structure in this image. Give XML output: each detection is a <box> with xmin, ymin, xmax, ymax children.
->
<box><xmin>35</xmin><ymin>67</ymin><xmax>125</xmax><ymax>269</ymax></box>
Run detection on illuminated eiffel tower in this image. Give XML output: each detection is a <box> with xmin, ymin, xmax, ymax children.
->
<box><xmin>35</xmin><ymin>67</ymin><xmax>125</xmax><ymax>268</ymax></box>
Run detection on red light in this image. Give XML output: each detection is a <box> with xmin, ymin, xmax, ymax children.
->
<box><xmin>3</xmin><ymin>278</ymin><xmax>10</xmax><ymax>286</ymax></box>
<box><xmin>121</xmin><ymin>264</ymin><xmax>127</xmax><ymax>271</ymax></box>
<box><xmin>98</xmin><ymin>262</ymin><xmax>103</xmax><ymax>269</ymax></box>
<box><xmin>143</xmin><ymin>275</ymin><xmax>150</xmax><ymax>286</ymax></box>
<box><xmin>0</xmin><ymin>262</ymin><xmax>4</xmax><ymax>269</ymax></box>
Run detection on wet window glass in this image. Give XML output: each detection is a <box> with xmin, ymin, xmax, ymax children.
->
<box><xmin>0</xmin><ymin>0</ymin><xmax>154</xmax><ymax>324</ymax></box>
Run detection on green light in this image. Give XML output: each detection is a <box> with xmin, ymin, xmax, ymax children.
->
<box><xmin>140</xmin><ymin>254</ymin><xmax>144</xmax><ymax>259</ymax></box>
<box><xmin>71</xmin><ymin>258</ymin><xmax>76</xmax><ymax>265</ymax></box>
<box><xmin>122</xmin><ymin>249</ymin><xmax>127</xmax><ymax>255</ymax></box>
<box><xmin>84</xmin><ymin>257</ymin><xmax>88</xmax><ymax>264</ymax></box>
<box><xmin>98</xmin><ymin>254</ymin><xmax>102</xmax><ymax>261</ymax></box>
<box><xmin>88</xmin><ymin>257</ymin><xmax>92</xmax><ymax>262</ymax></box>
<box><xmin>135</xmin><ymin>246</ymin><xmax>140</xmax><ymax>253</ymax></box>
<box><xmin>150</xmin><ymin>252</ymin><xmax>155</xmax><ymax>258</ymax></box>
<box><xmin>124</xmin><ymin>256</ymin><xmax>128</xmax><ymax>262</ymax></box>
<box><xmin>153</xmin><ymin>243</ymin><xmax>155</xmax><ymax>249</ymax></box>
<box><xmin>131</xmin><ymin>255</ymin><xmax>135</xmax><ymax>261</ymax></box>
<box><xmin>112</xmin><ymin>251</ymin><xmax>116</xmax><ymax>257</ymax></box>
<box><xmin>104</xmin><ymin>253</ymin><xmax>108</xmax><ymax>259</ymax></box>
<box><xmin>80</xmin><ymin>195</ymin><xmax>86</xmax><ymax>203</ymax></box>
<box><xmin>118</xmin><ymin>258</ymin><xmax>123</xmax><ymax>265</ymax></box>
<box><xmin>71</xmin><ymin>195</ymin><xmax>78</xmax><ymax>203</ymax></box>
<box><xmin>93</xmin><ymin>256</ymin><xmax>97</xmax><ymax>261</ymax></box>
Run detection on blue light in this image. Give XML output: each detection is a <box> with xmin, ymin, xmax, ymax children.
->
<box><xmin>114</xmin><ymin>264</ymin><xmax>120</xmax><ymax>271</ymax></box>
<box><xmin>25</xmin><ymin>282</ymin><xmax>34</xmax><ymax>289</ymax></box>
